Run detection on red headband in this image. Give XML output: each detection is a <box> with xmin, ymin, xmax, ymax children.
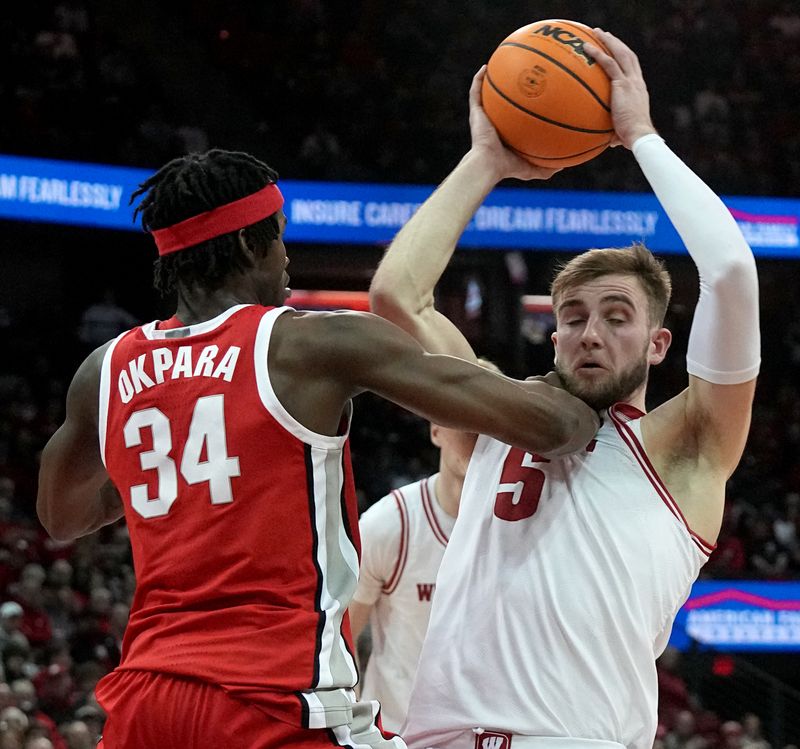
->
<box><xmin>151</xmin><ymin>183</ymin><xmax>284</xmax><ymax>256</ymax></box>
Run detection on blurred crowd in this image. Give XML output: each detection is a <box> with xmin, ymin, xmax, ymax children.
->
<box><xmin>656</xmin><ymin>648</ymin><xmax>792</xmax><ymax>749</ymax></box>
<box><xmin>2</xmin><ymin>1</ymin><xmax>800</xmax><ymax>194</ymax></box>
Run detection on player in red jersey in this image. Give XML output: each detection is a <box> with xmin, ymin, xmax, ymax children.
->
<box><xmin>36</xmin><ymin>150</ymin><xmax>600</xmax><ymax>749</ymax></box>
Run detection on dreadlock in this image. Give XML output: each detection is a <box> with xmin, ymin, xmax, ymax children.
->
<box><xmin>131</xmin><ymin>149</ymin><xmax>281</xmax><ymax>296</ymax></box>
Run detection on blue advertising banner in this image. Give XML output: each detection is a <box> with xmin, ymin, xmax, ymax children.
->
<box><xmin>0</xmin><ymin>154</ymin><xmax>798</xmax><ymax>258</ymax></box>
<box><xmin>669</xmin><ymin>581</ymin><xmax>800</xmax><ymax>652</ymax></box>
<box><xmin>0</xmin><ymin>154</ymin><xmax>142</xmax><ymax>231</ymax></box>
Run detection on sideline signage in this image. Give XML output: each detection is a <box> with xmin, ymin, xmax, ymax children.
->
<box><xmin>0</xmin><ymin>154</ymin><xmax>798</xmax><ymax>258</ymax></box>
<box><xmin>669</xmin><ymin>581</ymin><xmax>800</xmax><ymax>652</ymax></box>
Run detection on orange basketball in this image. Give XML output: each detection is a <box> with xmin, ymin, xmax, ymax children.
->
<box><xmin>481</xmin><ymin>19</ymin><xmax>613</xmax><ymax>168</ymax></box>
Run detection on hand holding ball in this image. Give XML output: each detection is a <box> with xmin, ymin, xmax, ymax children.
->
<box><xmin>481</xmin><ymin>20</ymin><xmax>613</xmax><ymax>168</ymax></box>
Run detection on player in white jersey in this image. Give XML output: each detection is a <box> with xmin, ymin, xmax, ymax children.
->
<box><xmin>350</xmin><ymin>421</ymin><xmax>475</xmax><ymax>732</ymax></box>
<box><xmin>369</xmin><ymin>30</ymin><xmax>760</xmax><ymax>749</ymax></box>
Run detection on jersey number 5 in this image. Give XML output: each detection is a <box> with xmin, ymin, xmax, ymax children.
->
<box><xmin>493</xmin><ymin>447</ymin><xmax>547</xmax><ymax>522</ymax></box>
<box><xmin>123</xmin><ymin>394</ymin><xmax>240</xmax><ymax>519</ymax></box>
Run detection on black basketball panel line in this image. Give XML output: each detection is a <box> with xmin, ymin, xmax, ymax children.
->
<box><xmin>511</xmin><ymin>140</ymin><xmax>611</xmax><ymax>162</ymax></box>
<box><xmin>496</xmin><ymin>41</ymin><xmax>611</xmax><ymax>112</ymax></box>
<box><xmin>485</xmin><ymin>72</ymin><xmax>614</xmax><ymax>135</ymax></box>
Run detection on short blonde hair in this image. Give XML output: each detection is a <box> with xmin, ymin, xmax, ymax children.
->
<box><xmin>550</xmin><ymin>243</ymin><xmax>672</xmax><ymax>326</ymax></box>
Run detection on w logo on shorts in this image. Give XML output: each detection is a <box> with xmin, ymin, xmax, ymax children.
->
<box><xmin>474</xmin><ymin>731</ymin><xmax>512</xmax><ymax>749</ymax></box>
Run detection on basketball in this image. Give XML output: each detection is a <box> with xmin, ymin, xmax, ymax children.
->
<box><xmin>481</xmin><ymin>19</ymin><xmax>613</xmax><ymax>168</ymax></box>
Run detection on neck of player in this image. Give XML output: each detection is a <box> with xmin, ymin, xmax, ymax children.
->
<box><xmin>174</xmin><ymin>280</ymin><xmax>260</xmax><ymax>326</ymax></box>
<box><xmin>434</xmin><ymin>466</ymin><xmax>463</xmax><ymax>519</ymax></box>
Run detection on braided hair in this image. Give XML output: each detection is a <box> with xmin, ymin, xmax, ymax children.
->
<box><xmin>132</xmin><ymin>150</ymin><xmax>281</xmax><ymax>296</ymax></box>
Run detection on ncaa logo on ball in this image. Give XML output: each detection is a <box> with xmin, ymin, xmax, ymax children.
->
<box><xmin>531</xmin><ymin>23</ymin><xmax>596</xmax><ymax>66</ymax></box>
<box><xmin>517</xmin><ymin>66</ymin><xmax>547</xmax><ymax>98</ymax></box>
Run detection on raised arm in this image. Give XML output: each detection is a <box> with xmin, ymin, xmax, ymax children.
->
<box><xmin>587</xmin><ymin>31</ymin><xmax>759</xmax><ymax>530</ymax></box>
<box><xmin>369</xmin><ymin>69</ymin><xmax>561</xmax><ymax>360</ymax></box>
<box><xmin>37</xmin><ymin>344</ymin><xmax>125</xmax><ymax>541</ymax></box>
<box><xmin>633</xmin><ymin>129</ymin><xmax>759</xmax><ymax>474</ymax></box>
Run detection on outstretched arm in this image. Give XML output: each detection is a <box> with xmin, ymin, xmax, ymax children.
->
<box><xmin>274</xmin><ymin>310</ymin><xmax>599</xmax><ymax>457</ymax></box>
<box><xmin>587</xmin><ymin>31</ymin><xmax>759</xmax><ymax>479</ymax></box>
<box><xmin>37</xmin><ymin>345</ymin><xmax>124</xmax><ymax>541</ymax></box>
<box><xmin>369</xmin><ymin>68</ymin><xmax>561</xmax><ymax>359</ymax></box>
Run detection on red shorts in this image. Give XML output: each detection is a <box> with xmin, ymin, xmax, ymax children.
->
<box><xmin>97</xmin><ymin>671</ymin><xmax>354</xmax><ymax>749</ymax></box>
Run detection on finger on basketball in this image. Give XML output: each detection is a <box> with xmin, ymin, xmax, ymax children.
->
<box><xmin>607</xmin><ymin>33</ymin><xmax>643</xmax><ymax>76</ymax></box>
<box><xmin>583</xmin><ymin>42</ymin><xmax>622</xmax><ymax>80</ymax></box>
<box><xmin>470</xmin><ymin>67</ymin><xmax>486</xmax><ymax>105</ymax></box>
<box><xmin>593</xmin><ymin>30</ymin><xmax>640</xmax><ymax>76</ymax></box>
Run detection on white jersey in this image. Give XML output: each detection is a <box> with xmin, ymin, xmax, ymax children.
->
<box><xmin>353</xmin><ymin>475</ymin><xmax>455</xmax><ymax>733</ymax></box>
<box><xmin>404</xmin><ymin>404</ymin><xmax>713</xmax><ymax>749</ymax></box>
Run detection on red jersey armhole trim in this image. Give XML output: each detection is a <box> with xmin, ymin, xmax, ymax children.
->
<box><xmin>382</xmin><ymin>490</ymin><xmax>409</xmax><ymax>594</ymax></box>
<box><xmin>421</xmin><ymin>478</ymin><xmax>449</xmax><ymax>547</ymax></box>
<box><xmin>609</xmin><ymin>405</ymin><xmax>716</xmax><ymax>556</ymax></box>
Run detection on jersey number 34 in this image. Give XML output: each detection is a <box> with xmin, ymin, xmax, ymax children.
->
<box><xmin>123</xmin><ymin>394</ymin><xmax>240</xmax><ymax>519</ymax></box>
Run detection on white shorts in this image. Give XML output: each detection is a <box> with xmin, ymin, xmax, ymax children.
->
<box><xmin>417</xmin><ymin>731</ymin><xmax>626</xmax><ymax>749</ymax></box>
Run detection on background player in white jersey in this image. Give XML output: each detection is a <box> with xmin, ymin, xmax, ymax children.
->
<box><xmin>349</xmin><ymin>419</ymin><xmax>477</xmax><ymax>733</ymax></box>
<box><xmin>369</xmin><ymin>29</ymin><xmax>760</xmax><ymax>749</ymax></box>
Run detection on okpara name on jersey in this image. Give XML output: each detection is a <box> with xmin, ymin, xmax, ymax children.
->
<box><xmin>117</xmin><ymin>345</ymin><xmax>241</xmax><ymax>403</ymax></box>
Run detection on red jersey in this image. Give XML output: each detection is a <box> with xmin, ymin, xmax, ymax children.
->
<box><xmin>94</xmin><ymin>304</ymin><xmax>362</xmax><ymax>729</ymax></box>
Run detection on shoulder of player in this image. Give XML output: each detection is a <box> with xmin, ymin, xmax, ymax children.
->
<box><xmin>280</xmin><ymin>307</ymin><xmax>417</xmax><ymax>343</ymax></box>
<box><xmin>271</xmin><ymin>309</ymin><xmax>407</xmax><ymax>379</ymax></box>
<box><xmin>273</xmin><ymin>309</ymin><xmax>385</xmax><ymax>353</ymax></box>
<box><xmin>276</xmin><ymin>308</ymin><xmax>382</xmax><ymax>332</ymax></box>
<box><xmin>66</xmin><ymin>341</ymin><xmax>115</xmax><ymax>424</ymax></box>
<box><xmin>74</xmin><ymin>341</ymin><xmax>114</xmax><ymax>394</ymax></box>
<box><xmin>360</xmin><ymin>480</ymin><xmax>428</xmax><ymax>529</ymax></box>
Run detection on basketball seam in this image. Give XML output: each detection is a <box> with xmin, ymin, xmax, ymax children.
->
<box><xmin>498</xmin><ymin>41</ymin><xmax>611</xmax><ymax>112</ymax></box>
<box><xmin>485</xmin><ymin>72</ymin><xmax>613</xmax><ymax>135</ymax></box>
<box><xmin>511</xmin><ymin>140</ymin><xmax>610</xmax><ymax>161</ymax></box>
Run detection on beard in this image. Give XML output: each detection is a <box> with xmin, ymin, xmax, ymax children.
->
<box><xmin>555</xmin><ymin>350</ymin><xmax>649</xmax><ymax>411</ymax></box>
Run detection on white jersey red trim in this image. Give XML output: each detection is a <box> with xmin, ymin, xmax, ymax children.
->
<box><xmin>404</xmin><ymin>406</ymin><xmax>710</xmax><ymax>749</ymax></box>
<box><xmin>382</xmin><ymin>490</ymin><xmax>410</xmax><ymax>595</ymax></box>
<box><xmin>354</xmin><ymin>475</ymin><xmax>455</xmax><ymax>733</ymax></box>
<box><xmin>609</xmin><ymin>404</ymin><xmax>715</xmax><ymax>555</ymax></box>
<box><xmin>421</xmin><ymin>478</ymin><xmax>449</xmax><ymax>548</ymax></box>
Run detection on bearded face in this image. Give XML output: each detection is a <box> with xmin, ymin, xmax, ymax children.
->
<box><xmin>555</xmin><ymin>341</ymin><xmax>650</xmax><ymax>411</ymax></box>
<box><xmin>551</xmin><ymin>274</ymin><xmax>671</xmax><ymax>412</ymax></box>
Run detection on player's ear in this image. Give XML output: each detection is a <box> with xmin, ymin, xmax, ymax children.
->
<box><xmin>649</xmin><ymin>327</ymin><xmax>671</xmax><ymax>365</ymax></box>
<box><xmin>430</xmin><ymin>423</ymin><xmax>443</xmax><ymax>448</ymax></box>
<box><xmin>551</xmin><ymin>331</ymin><xmax>558</xmax><ymax>365</ymax></box>
<box><xmin>238</xmin><ymin>229</ymin><xmax>256</xmax><ymax>262</ymax></box>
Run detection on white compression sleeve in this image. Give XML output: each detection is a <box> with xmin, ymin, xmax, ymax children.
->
<box><xmin>633</xmin><ymin>134</ymin><xmax>760</xmax><ymax>385</ymax></box>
